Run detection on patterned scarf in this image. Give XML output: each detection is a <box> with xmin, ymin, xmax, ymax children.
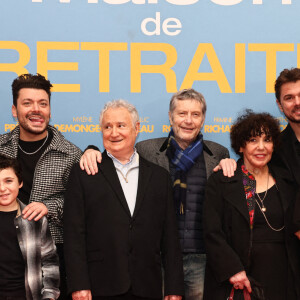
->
<box><xmin>166</xmin><ymin>129</ymin><xmax>204</xmax><ymax>214</ymax></box>
<box><xmin>241</xmin><ymin>163</ymin><xmax>256</xmax><ymax>229</ymax></box>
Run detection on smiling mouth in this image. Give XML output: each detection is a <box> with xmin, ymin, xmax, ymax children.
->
<box><xmin>110</xmin><ymin>140</ymin><xmax>123</xmax><ymax>143</ymax></box>
<box><xmin>180</xmin><ymin>127</ymin><xmax>194</xmax><ymax>131</ymax></box>
<box><xmin>292</xmin><ymin>107</ymin><xmax>300</xmax><ymax>114</ymax></box>
<box><xmin>254</xmin><ymin>154</ymin><xmax>267</xmax><ymax>159</ymax></box>
<box><xmin>27</xmin><ymin>115</ymin><xmax>45</xmax><ymax>124</ymax></box>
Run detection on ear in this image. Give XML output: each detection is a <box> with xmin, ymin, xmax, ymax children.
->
<box><xmin>168</xmin><ymin>111</ymin><xmax>173</xmax><ymax>126</ymax></box>
<box><xmin>239</xmin><ymin>147</ymin><xmax>244</xmax><ymax>154</ymax></box>
<box><xmin>135</xmin><ymin>122</ymin><xmax>140</xmax><ymax>136</ymax></box>
<box><xmin>276</xmin><ymin>99</ymin><xmax>283</xmax><ymax>113</ymax></box>
<box><xmin>19</xmin><ymin>181</ymin><xmax>23</xmax><ymax>189</ymax></box>
<box><xmin>12</xmin><ymin>105</ymin><xmax>17</xmax><ymax>118</ymax></box>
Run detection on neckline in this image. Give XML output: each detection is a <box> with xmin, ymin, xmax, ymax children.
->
<box><xmin>257</xmin><ymin>183</ymin><xmax>276</xmax><ymax>195</ymax></box>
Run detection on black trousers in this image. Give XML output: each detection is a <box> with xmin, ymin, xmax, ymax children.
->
<box><xmin>93</xmin><ymin>289</ymin><xmax>161</xmax><ymax>300</ymax></box>
<box><xmin>0</xmin><ymin>297</ymin><xmax>26</xmax><ymax>300</ymax></box>
<box><xmin>56</xmin><ymin>243</ymin><xmax>72</xmax><ymax>300</ymax></box>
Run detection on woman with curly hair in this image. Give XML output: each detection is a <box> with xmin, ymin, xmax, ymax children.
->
<box><xmin>203</xmin><ymin>110</ymin><xmax>300</xmax><ymax>300</ymax></box>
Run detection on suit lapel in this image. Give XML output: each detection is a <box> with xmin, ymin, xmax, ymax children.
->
<box><xmin>203</xmin><ymin>148</ymin><xmax>219</xmax><ymax>179</ymax></box>
<box><xmin>276</xmin><ymin>179</ymin><xmax>290</xmax><ymax>214</ymax></box>
<box><xmin>222</xmin><ymin>169</ymin><xmax>251</xmax><ymax>225</ymax></box>
<box><xmin>191</xmin><ymin>141</ymin><xmax>218</xmax><ymax>179</ymax></box>
<box><xmin>132</xmin><ymin>157</ymin><xmax>152</xmax><ymax>218</ymax></box>
<box><xmin>100</xmin><ymin>152</ymin><xmax>131</xmax><ymax>217</ymax></box>
<box><xmin>154</xmin><ymin>149</ymin><xmax>169</xmax><ymax>172</ymax></box>
<box><xmin>269</xmin><ymin>164</ymin><xmax>295</xmax><ymax>214</ymax></box>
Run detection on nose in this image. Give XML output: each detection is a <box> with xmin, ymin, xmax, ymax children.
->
<box><xmin>32</xmin><ymin>102</ymin><xmax>40</xmax><ymax>112</ymax></box>
<box><xmin>295</xmin><ymin>96</ymin><xmax>300</xmax><ymax>105</ymax></box>
<box><xmin>0</xmin><ymin>183</ymin><xmax>5</xmax><ymax>192</ymax></box>
<box><xmin>185</xmin><ymin>113</ymin><xmax>192</xmax><ymax>123</ymax></box>
<box><xmin>111</xmin><ymin>126</ymin><xmax>119</xmax><ymax>137</ymax></box>
<box><xmin>257</xmin><ymin>139</ymin><xmax>265</xmax><ymax>149</ymax></box>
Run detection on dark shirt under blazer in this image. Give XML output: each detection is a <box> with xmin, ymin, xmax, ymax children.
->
<box><xmin>64</xmin><ymin>151</ymin><xmax>184</xmax><ymax>298</ymax></box>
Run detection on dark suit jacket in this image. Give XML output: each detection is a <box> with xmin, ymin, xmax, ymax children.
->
<box><xmin>136</xmin><ymin>137</ymin><xmax>229</xmax><ymax>178</ymax></box>
<box><xmin>64</xmin><ymin>151</ymin><xmax>184</xmax><ymax>298</ymax></box>
<box><xmin>272</xmin><ymin>124</ymin><xmax>300</xmax><ymax>229</ymax></box>
<box><xmin>203</xmin><ymin>161</ymin><xmax>300</xmax><ymax>300</ymax></box>
<box><xmin>272</xmin><ymin>124</ymin><xmax>300</xmax><ymax>186</ymax></box>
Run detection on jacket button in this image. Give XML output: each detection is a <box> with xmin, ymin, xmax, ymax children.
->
<box><xmin>129</xmin><ymin>224</ymin><xmax>133</xmax><ymax>229</ymax></box>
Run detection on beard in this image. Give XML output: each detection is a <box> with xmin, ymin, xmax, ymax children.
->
<box><xmin>286</xmin><ymin>116</ymin><xmax>300</xmax><ymax>124</ymax></box>
<box><xmin>285</xmin><ymin>106</ymin><xmax>300</xmax><ymax>124</ymax></box>
<box><xmin>18</xmin><ymin>113</ymin><xmax>49</xmax><ymax>135</ymax></box>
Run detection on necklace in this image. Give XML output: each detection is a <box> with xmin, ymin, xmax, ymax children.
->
<box><xmin>117</xmin><ymin>170</ymin><xmax>129</xmax><ymax>183</ymax></box>
<box><xmin>18</xmin><ymin>132</ymin><xmax>49</xmax><ymax>155</ymax></box>
<box><xmin>115</xmin><ymin>167</ymin><xmax>130</xmax><ymax>183</ymax></box>
<box><xmin>255</xmin><ymin>173</ymin><xmax>269</xmax><ymax>212</ymax></box>
<box><xmin>255</xmin><ymin>198</ymin><xmax>285</xmax><ymax>232</ymax></box>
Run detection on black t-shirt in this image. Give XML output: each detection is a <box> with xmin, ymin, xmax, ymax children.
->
<box><xmin>17</xmin><ymin>130</ymin><xmax>52</xmax><ymax>204</ymax></box>
<box><xmin>0</xmin><ymin>210</ymin><xmax>26</xmax><ymax>296</ymax></box>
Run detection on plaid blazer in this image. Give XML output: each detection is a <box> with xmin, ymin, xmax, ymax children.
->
<box><xmin>0</xmin><ymin>125</ymin><xmax>82</xmax><ymax>243</ymax></box>
<box><xmin>16</xmin><ymin>200</ymin><xmax>60</xmax><ymax>300</ymax></box>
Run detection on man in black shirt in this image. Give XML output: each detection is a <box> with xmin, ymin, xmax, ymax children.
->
<box><xmin>274</xmin><ymin>68</ymin><xmax>300</xmax><ymax>187</ymax></box>
<box><xmin>273</xmin><ymin>68</ymin><xmax>300</xmax><ymax>239</ymax></box>
<box><xmin>0</xmin><ymin>74</ymin><xmax>83</xmax><ymax>299</ymax></box>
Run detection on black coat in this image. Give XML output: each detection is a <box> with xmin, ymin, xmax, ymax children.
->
<box><xmin>203</xmin><ymin>162</ymin><xmax>300</xmax><ymax>300</ymax></box>
<box><xmin>272</xmin><ymin>124</ymin><xmax>300</xmax><ymax>187</ymax></box>
<box><xmin>64</xmin><ymin>151</ymin><xmax>184</xmax><ymax>298</ymax></box>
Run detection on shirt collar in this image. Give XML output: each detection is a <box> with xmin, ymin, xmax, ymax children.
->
<box><xmin>107</xmin><ymin>148</ymin><xmax>139</xmax><ymax>168</ymax></box>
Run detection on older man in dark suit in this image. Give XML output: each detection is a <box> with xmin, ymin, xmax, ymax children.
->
<box><xmin>64</xmin><ymin>100</ymin><xmax>184</xmax><ymax>300</ymax></box>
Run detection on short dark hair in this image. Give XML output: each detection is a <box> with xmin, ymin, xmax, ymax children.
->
<box><xmin>0</xmin><ymin>155</ymin><xmax>22</xmax><ymax>184</ymax></box>
<box><xmin>12</xmin><ymin>73</ymin><xmax>53</xmax><ymax>106</ymax></box>
<box><xmin>230</xmin><ymin>110</ymin><xmax>281</xmax><ymax>157</ymax></box>
<box><xmin>275</xmin><ymin>68</ymin><xmax>300</xmax><ymax>102</ymax></box>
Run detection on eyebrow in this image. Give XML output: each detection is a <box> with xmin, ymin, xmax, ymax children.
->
<box><xmin>21</xmin><ymin>98</ymin><xmax>49</xmax><ymax>102</ymax></box>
